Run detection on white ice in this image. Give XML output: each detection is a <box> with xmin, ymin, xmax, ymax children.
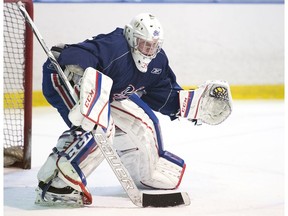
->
<box><xmin>3</xmin><ymin>100</ymin><xmax>285</xmax><ymax>216</ymax></box>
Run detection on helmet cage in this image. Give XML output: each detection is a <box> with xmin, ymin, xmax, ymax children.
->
<box><xmin>134</xmin><ymin>36</ymin><xmax>163</xmax><ymax>59</ymax></box>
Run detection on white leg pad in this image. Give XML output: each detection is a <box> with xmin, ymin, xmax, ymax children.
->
<box><xmin>146</xmin><ymin>157</ymin><xmax>185</xmax><ymax>189</ymax></box>
<box><xmin>37</xmin><ymin>121</ymin><xmax>115</xmax><ymax>189</ymax></box>
<box><xmin>111</xmin><ymin>99</ymin><xmax>185</xmax><ymax>189</ymax></box>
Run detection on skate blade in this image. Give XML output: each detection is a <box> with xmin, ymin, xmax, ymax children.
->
<box><xmin>35</xmin><ymin>187</ymin><xmax>84</xmax><ymax>208</ymax></box>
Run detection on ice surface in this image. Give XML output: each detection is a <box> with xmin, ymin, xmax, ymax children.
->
<box><xmin>3</xmin><ymin>100</ymin><xmax>285</xmax><ymax>216</ymax></box>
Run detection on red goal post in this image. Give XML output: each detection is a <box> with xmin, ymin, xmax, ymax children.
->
<box><xmin>3</xmin><ymin>0</ymin><xmax>33</xmax><ymax>169</ymax></box>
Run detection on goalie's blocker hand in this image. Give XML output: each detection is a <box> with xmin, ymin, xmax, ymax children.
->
<box><xmin>179</xmin><ymin>80</ymin><xmax>232</xmax><ymax>125</ymax></box>
<box><xmin>68</xmin><ymin>67</ymin><xmax>113</xmax><ymax>131</ymax></box>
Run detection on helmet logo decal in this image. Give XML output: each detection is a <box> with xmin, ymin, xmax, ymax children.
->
<box><xmin>153</xmin><ymin>30</ymin><xmax>160</xmax><ymax>37</ymax></box>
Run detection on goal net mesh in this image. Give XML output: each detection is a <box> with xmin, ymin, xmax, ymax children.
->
<box><xmin>3</xmin><ymin>0</ymin><xmax>33</xmax><ymax>169</ymax></box>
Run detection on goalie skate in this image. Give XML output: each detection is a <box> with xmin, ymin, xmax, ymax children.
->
<box><xmin>35</xmin><ymin>182</ymin><xmax>84</xmax><ymax>207</ymax></box>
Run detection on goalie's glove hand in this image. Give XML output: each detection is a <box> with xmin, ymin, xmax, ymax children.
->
<box><xmin>179</xmin><ymin>80</ymin><xmax>232</xmax><ymax>125</ymax></box>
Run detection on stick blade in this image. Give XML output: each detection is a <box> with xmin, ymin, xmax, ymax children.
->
<box><xmin>142</xmin><ymin>192</ymin><xmax>190</xmax><ymax>207</ymax></box>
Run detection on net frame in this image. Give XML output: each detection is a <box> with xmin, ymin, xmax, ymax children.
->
<box><xmin>3</xmin><ymin>0</ymin><xmax>33</xmax><ymax>169</ymax></box>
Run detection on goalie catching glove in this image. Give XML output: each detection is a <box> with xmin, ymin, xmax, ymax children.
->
<box><xmin>179</xmin><ymin>80</ymin><xmax>232</xmax><ymax>125</ymax></box>
<box><xmin>69</xmin><ymin>67</ymin><xmax>113</xmax><ymax>131</ymax></box>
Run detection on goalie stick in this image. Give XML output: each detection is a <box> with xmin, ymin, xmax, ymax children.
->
<box><xmin>17</xmin><ymin>1</ymin><xmax>190</xmax><ymax>207</ymax></box>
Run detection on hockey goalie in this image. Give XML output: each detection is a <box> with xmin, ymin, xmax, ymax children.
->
<box><xmin>36</xmin><ymin>13</ymin><xmax>232</xmax><ymax>206</ymax></box>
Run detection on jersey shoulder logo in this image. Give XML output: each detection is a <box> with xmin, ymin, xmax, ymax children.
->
<box><xmin>151</xmin><ymin>68</ymin><xmax>162</xmax><ymax>75</ymax></box>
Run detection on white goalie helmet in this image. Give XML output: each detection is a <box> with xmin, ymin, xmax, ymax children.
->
<box><xmin>124</xmin><ymin>13</ymin><xmax>164</xmax><ymax>72</ymax></box>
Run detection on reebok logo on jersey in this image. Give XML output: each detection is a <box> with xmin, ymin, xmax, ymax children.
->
<box><xmin>151</xmin><ymin>68</ymin><xmax>162</xmax><ymax>74</ymax></box>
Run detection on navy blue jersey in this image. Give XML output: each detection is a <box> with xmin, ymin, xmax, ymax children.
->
<box><xmin>42</xmin><ymin>28</ymin><xmax>183</xmax><ymax>126</ymax></box>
